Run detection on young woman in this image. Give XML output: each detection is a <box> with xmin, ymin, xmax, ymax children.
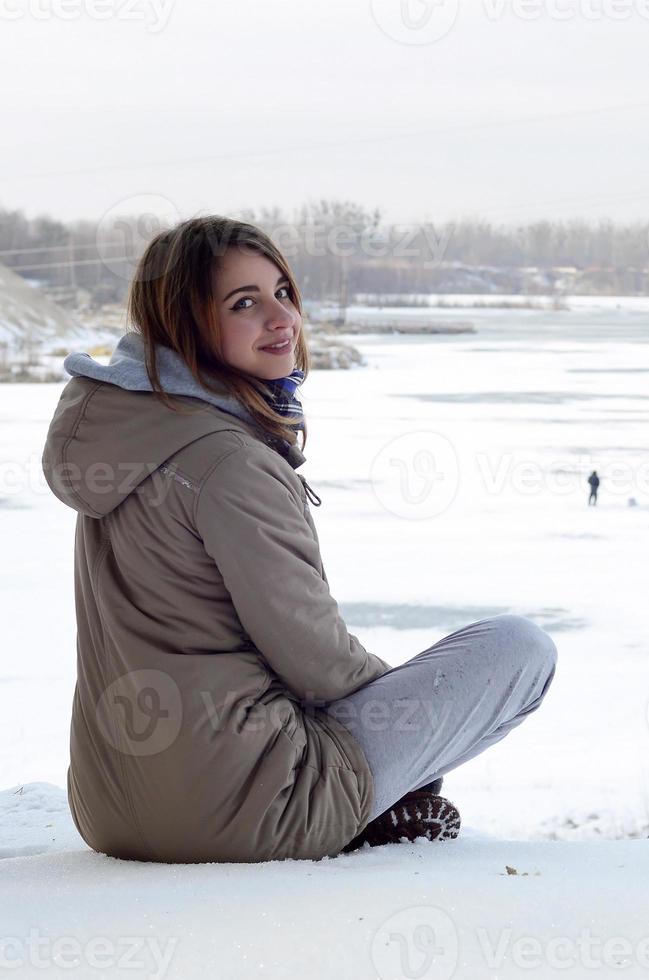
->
<box><xmin>42</xmin><ymin>215</ymin><xmax>558</xmax><ymax>863</ymax></box>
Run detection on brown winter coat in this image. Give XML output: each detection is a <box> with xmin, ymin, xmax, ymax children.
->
<box><xmin>41</xmin><ymin>376</ymin><xmax>391</xmax><ymax>863</ymax></box>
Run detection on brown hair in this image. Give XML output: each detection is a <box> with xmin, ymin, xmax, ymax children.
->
<box><xmin>125</xmin><ymin>214</ymin><xmax>310</xmax><ymax>450</ymax></box>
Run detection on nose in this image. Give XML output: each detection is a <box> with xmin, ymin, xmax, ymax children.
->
<box><xmin>264</xmin><ymin>298</ymin><xmax>298</xmax><ymax>331</ymax></box>
<box><xmin>267</xmin><ymin>296</ymin><xmax>294</xmax><ymax>320</ymax></box>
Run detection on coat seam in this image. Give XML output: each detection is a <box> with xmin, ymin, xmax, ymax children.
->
<box><xmin>158</xmin><ymin>428</ymin><xmax>256</xmax><ymax>494</ymax></box>
<box><xmin>192</xmin><ymin>438</ymin><xmax>302</xmax><ymax>529</ymax></box>
<box><xmin>94</xmin><ymin>520</ymin><xmax>164</xmax><ymax>861</ymax></box>
<box><xmin>60</xmin><ymin>381</ymin><xmax>106</xmax><ymax>518</ymax></box>
<box><xmin>90</xmin><ymin>533</ymin><xmax>111</xmax><ymax>594</ymax></box>
<box><xmin>192</xmin><ymin>440</ymin><xmax>247</xmax><ymax>528</ymax></box>
<box><xmin>316</xmin><ymin>712</ymin><xmax>375</xmax><ymax>831</ymax></box>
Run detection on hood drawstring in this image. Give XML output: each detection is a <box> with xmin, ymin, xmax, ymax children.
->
<box><xmin>298</xmin><ymin>474</ymin><xmax>322</xmax><ymax>507</ymax></box>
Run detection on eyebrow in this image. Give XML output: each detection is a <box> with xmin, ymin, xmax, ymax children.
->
<box><xmin>222</xmin><ymin>274</ymin><xmax>290</xmax><ymax>303</ymax></box>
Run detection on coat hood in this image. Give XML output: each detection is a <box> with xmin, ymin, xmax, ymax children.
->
<box><xmin>64</xmin><ymin>331</ymin><xmax>258</xmax><ymax>426</ymax></box>
<box><xmin>42</xmin><ymin>331</ymin><xmax>306</xmax><ymax>519</ymax></box>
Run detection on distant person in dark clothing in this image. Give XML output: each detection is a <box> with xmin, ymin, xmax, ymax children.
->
<box><xmin>588</xmin><ymin>470</ymin><xmax>600</xmax><ymax>506</ymax></box>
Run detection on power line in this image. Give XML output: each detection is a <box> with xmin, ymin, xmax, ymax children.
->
<box><xmin>7</xmin><ymin>257</ymin><xmax>128</xmax><ymax>273</ymax></box>
<box><xmin>0</xmin><ymin>240</ymin><xmax>124</xmax><ymax>257</ymax></box>
<box><xmin>3</xmin><ymin>181</ymin><xmax>649</xmax><ymax>273</ymax></box>
<box><xmin>1</xmin><ymin>100</ymin><xmax>648</xmax><ymax>182</ymax></box>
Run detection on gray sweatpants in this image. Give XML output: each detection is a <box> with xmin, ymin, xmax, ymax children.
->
<box><xmin>324</xmin><ymin>614</ymin><xmax>558</xmax><ymax>823</ymax></box>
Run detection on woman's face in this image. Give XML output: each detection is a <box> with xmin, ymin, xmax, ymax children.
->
<box><xmin>215</xmin><ymin>247</ymin><xmax>301</xmax><ymax>380</ymax></box>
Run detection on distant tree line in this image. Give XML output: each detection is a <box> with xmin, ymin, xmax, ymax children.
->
<box><xmin>1</xmin><ymin>200</ymin><xmax>648</xmax><ymax>308</ymax></box>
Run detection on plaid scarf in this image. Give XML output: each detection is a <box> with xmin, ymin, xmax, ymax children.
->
<box><xmin>259</xmin><ymin>368</ymin><xmax>306</xmax><ymax>432</ymax></box>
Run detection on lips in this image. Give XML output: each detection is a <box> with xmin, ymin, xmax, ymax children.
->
<box><xmin>259</xmin><ymin>336</ymin><xmax>292</xmax><ymax>351</ymax></box>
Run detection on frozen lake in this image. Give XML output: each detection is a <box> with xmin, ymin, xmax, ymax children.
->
<box><xmin>1</xmin><ymin>302</ymin><xmax>648</xmax><ymax>841</ymax></box>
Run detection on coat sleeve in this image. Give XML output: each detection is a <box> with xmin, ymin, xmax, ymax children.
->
<box><xmin>194</xmin><ymin>443</ymin><xmax>392</xmax><ymax>704</ymax></box>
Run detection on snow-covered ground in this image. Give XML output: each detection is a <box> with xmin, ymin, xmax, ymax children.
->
<box><xmin>2</xmin><ymin>782</ymin><xmax>649</xmax><ymax>979</ymax></box>
<box><xmin>313</xmin><ymin>294</ymin><xmax>649</xmax><ymax>323</ymax></box>
<box><xmin>351</xmin><ymin>293</ymin><xmax>649</xmax><ymax>312</ymax></box>
<box><xmin>1</xmin><ymin>305</ymin><xmax>648</xmax><ymax>977</ymax></box>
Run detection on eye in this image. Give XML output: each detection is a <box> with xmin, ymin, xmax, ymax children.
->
<box><xmin>230</xmin><ymin>285</ymin><xmax>291</xmax><ymax>311</ymax></box>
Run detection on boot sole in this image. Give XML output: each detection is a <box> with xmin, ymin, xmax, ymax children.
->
<box><xmin>341</xmin><ymin>793</ymin><xmax>461</xmax><ymax>853</ymax></box>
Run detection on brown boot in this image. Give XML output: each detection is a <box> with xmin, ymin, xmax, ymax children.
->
<box><xmin>341</xmin><ymin>790</ymin><xmax>460</xmax><ymax>853</ymax></box>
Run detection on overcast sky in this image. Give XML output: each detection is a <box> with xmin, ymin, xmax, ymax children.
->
<box><xmin>2</xmin><ymin>0</ymin><xmax>649</xmax><ymax>228</ymax></box>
